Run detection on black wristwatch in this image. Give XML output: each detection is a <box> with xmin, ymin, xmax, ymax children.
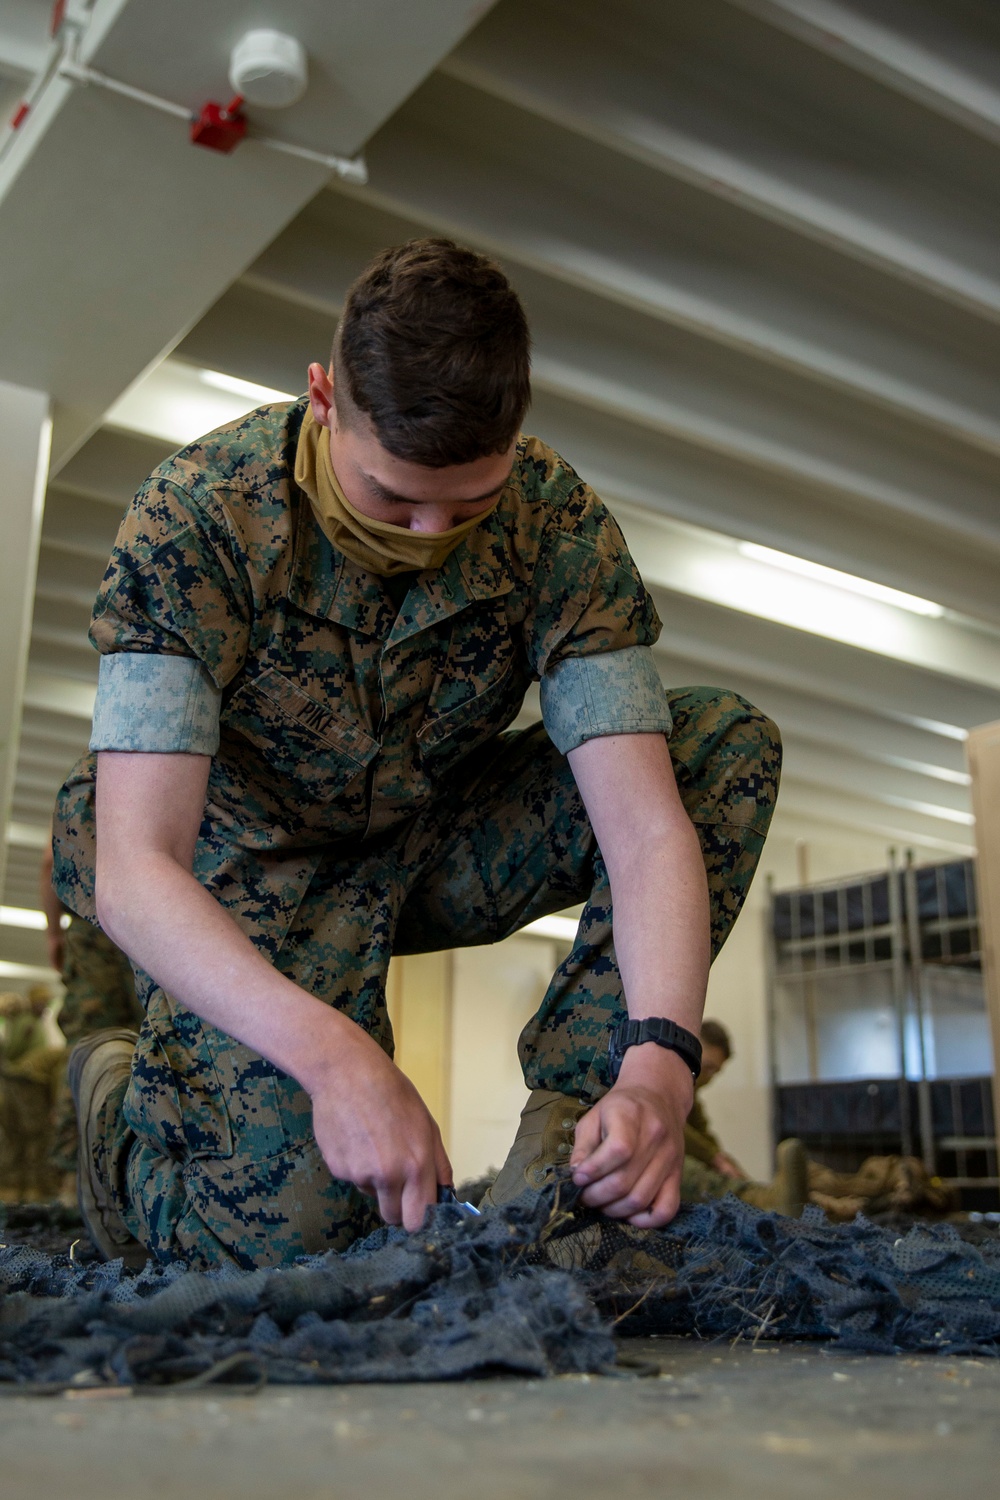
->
<box><xmin>608</xmin><ymin>1017</ymin><xmax>702</xmax><ymax>1084</ymax></box>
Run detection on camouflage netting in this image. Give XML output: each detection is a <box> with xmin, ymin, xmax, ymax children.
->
<box><xmin>2</xmin><ymin>1182</ymin><xmax>1000</xmax><ymax>1389</ymax></box>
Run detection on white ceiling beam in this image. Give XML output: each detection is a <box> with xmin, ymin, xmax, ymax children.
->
<box><xmin>651</xmin><ymin>600</ymin><xmax>1000</xmax><ymax>738</ymax></box>
<box><xmin>14</xmin><ymin>764</ymin><xmax>75</xmax><ymax>798</ymax></box>
<box><xmin>531</xmin><ymin>390</ymin><xmax>1000</xmax><ymax>633</ymax></box>
<box><xmin>781</xmin><ymin>736</ymin><xmax>971</xmax><ymax>825</ymax></box>
<box><xmin>725</xmin><ymin>0</ymin><xmax>1000</xmax><ymax>151</ymax></box>
<box><xmin>305</xmin><ymin>169</ymin><xmax>1000</xmax><ymax>463</ymax></box>
<box><xmin>530</xmin><ymin>357</ymin><xmax>1000</xmax><ymax>560</ymax></box>
<box><xmin>6</xmin><ymin>821</ymin><xmax>50</xmax><ymax>850</ymax></box>
<box><xmin>440</xmin><ymin>45</ymin><xmax>1000</xmax><ymax>327</ymax></box>
<box><xmin>614</xmin><ymin>503</ymin><xmax>1000</xmax><ymax>694</ymax></box>
<box><xmin>771</xmin><ymin>783</ymin><xmax>974</xmax><ymax>856</ymax></box>
<box><xmin>650</xmin><ymin>648</ymin><xmax>970</xmax><ymax>782</ymax></box>
<box><xmin>30</xmin><ymin>622</ymin><xmax>93</xmax><ymax>655</ymax></box>
<box><xmin>767</xmin><ymin>800</ymin><xmax>972</xmax><ymax>859</ymax></box>
<box><xmin>22</xmin><ymin>671</ymin><xmax>95</xmax><ymax>720</ymax></box>
<box><xmin>0</xmin><ymin>0</ymin><xmax>52</xmax><ymax>80</ymax></box>
<box><xmin>0</xmin><ymin>380</ymin><xmax>50</xmax><ymax>909</ymax></box>
<box><xmin>39</xmin><ymin>532</ymin><xmax>120</xmax><ymax>565</ymax></box>
<box><xmin>0</xmin><ymin>37</ymin><xmax>45</xmax><ymax>80</ymax></box>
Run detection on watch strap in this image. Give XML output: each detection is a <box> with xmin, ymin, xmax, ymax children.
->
<box><xmin>608</xmin><ymin>1016</ymin><xmax>702</xmax><ymax>1083</ymax></box>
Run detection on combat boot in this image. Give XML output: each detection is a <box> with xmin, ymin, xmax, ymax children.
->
<box><xmin>67</xmin><ymin>1028</ymin><xmax>147</xmax><ymax>1267</ymax></box>
<box><xmin>481</xmin><ymin>1089</ymin><xmax>589</xmax><ymax>1207</ymax></box>
<box><xmin>736</xmin><ymin>1138</ymin><xmax>808</xmax><ymax>1218</ymax></box>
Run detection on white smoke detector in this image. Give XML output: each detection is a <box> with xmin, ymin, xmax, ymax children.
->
<box><xmin>229</xmin><ymin>30</ymin><xmax>308</xmax><ymax>109</ymax></box>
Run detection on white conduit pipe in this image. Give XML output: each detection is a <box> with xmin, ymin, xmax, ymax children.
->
<box><xmin>57</xmin><ymin>60</ymin><xmax>368</xmax><ymax>184</ymax></box>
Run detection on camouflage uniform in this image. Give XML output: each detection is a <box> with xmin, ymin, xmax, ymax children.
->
<box><xmin>0</xmin><ymin>1010</ymin><xmax>62</xmax><ymax>1201</ymax></box>
<box><xmin>54</xmin><ymin>400</ymin><xmax>780</xmax><ymax>1270</ymax></box>
<box><xmin>50</xmin><ymin>918</ymin><xmax>143</xmax><ymax>1174</ymax></box>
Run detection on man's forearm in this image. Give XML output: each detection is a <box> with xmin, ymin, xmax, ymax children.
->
<box><xmin>97</xmin><ymin>854</ymin><xmax>365</xmax><ymax>1095</ymax></box>
<box><xmin>568</xmin><ymin>732</ymin><xmax>710</xmax><ymax>1038</ymax></box>
<box><xmin>603</xmin><ymin>811</ymin><xmax>710</xmax><ymax>1034</ymax></box>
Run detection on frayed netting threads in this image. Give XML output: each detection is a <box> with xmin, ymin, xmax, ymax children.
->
<box><xmin>2</xmin><ymin>1182</ymin><xmax>999</xmax><ymax>1388</ymax></box>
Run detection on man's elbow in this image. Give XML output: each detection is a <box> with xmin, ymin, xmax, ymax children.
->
<box><xmin>94</xmin><ymin>855</ymin><xmax>150</xmax><ymax>948</ymax></box>
<box><xmin>94</xmin><ymin>869</ymin><xmax>128</xmax><ymax>947</ymax></box>
<box><xmin>622</xmin><ymin>801</ymin><xmax>698</xmax><ymax>853</ymax></box>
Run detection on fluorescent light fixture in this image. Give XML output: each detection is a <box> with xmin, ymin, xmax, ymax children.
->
<box><xmin>0</xmin><ymin>961</ymin><xmax>58</xmax><ymax>980</ymax></box>
<box><xmin>613</xmin><ymin>503</ymin><xmax>1000</xmax><ymax>689</ymax></box>
<box><xmin>905</xmin><ymin>716</ymin><xmax>968</xmax><ymax>743</ymax></box>
<box><xmin>199</xmin><ymin>369</ymin><xmax>295</xmax><ymax>404</ymax></box>
<box><xmin>106</xmin><ymin>360</ymin><xmax>296</xmax><ymax>445</ymax></box>
<box><xmin>882</xmin><ymin>796</ymin><xmax>975</xmax><ymax>827</ymax></box>
<box><xmin>521</xmin><ymin>915</ymin><xmax>579</xmax><ymax>942</ymax></box>
<box><xmin>738</xmin><ymin>543</ymin><xmax>944</xmax><ymax>618</ymax></box>
<box><xmin>4</xmin><ymin>821</ymin><xmax>51</xmax><ymax>849</ymax></box>
<box><xmin>0</xmin><ymin>906</ymin><xmax>48</xmax><ymax>931</ymax></box>
<box><xmin>885</xmin><ymin>757</ymin><xmax>971</xmax><ymax>787</ymax></box>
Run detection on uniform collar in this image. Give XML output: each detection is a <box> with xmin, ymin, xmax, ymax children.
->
<box><xmin>288</xmin><ymin>485</ymin><xmax>514</xmax><ymax>642</ymax></box>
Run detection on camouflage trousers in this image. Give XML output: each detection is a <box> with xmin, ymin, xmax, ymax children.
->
<box><xmin>51</xmin><ymin>919</ymin><xmax>142</xmax><ymax>1175</ymax></box>
<box><xmin>94</xmin><ymin>687</ymin><xmax>780</xmax><ymax>1270</ymax></box>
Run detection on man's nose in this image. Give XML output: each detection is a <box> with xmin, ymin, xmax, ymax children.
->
<box><xmin>409</xmin><ymin>507</ymin><xmax>460</xmax><ymax>533</ymax></box>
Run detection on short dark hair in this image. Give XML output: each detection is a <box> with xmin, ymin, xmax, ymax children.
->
<box><xmin>334</xmin><ymin>238</ymin><xmax>531</xmax><ymax>467</ymax></box>
<box><xmin>700</xmin><ymin>1019</ymin><xmax>732</xmax><ymax>1058</ymax></box>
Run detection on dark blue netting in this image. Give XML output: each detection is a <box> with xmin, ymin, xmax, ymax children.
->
<box><xmin>2</xmin><ymin>1186</ymin><xmax>999</xmax><ymax>1388</ymax></box>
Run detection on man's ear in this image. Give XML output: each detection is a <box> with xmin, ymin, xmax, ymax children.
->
<box><xmin>307</xmin><ymin>361</ymin><xmax>335</xmax><ymax>429</ymax></box>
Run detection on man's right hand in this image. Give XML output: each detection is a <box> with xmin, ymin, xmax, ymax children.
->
<box><xmin>305</xmin><ymin>1025</ymin><xmax>452</xmax><ymax>1233</ymax></box>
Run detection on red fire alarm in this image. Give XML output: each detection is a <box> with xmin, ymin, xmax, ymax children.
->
<box><xmin>190</xmin><ymin>95</ymin><xmax>247</xmax><ymax>153</ymax></box>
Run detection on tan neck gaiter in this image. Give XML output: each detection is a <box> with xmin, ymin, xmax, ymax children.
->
<box><xmin>294</xmin><ymin>406</ymin><xmax>501</xmax><ymax>578</ymax></box>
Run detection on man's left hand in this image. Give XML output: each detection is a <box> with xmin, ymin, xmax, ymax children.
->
<box><xmin>569</xmin><ymin>1043</ymin><xmax>694</xmax><ymax>1229</ymax></box>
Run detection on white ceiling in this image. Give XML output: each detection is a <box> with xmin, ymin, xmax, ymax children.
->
<box><xmin>3</xmin><ymin>0</ymin><xmax>1000</xmax><ymax>931</ymax></box>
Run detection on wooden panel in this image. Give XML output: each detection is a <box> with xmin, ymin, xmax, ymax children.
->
<box><xmin>387</xmin><ymin>952</ymin><xmax>453</xmax><ymax>1141</ymax></box>
<box><xmin>966</xmin><ymin>720</ymin><xmax>1000</xmax><ymax>1147</ymax></box>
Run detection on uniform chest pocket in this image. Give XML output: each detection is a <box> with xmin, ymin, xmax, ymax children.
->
<box><xmin>222</xmin><ymin>667</ymin><xmax>378</xmax><ymax>801</ymax></box>
<box><xmin>416</xmin><ymin>653</ymin><xmax>525</xmax><ymax>780</ymax></box>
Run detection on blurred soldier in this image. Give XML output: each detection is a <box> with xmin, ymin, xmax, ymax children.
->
<box><xmin>683</xmin><ymin>1018</ymin><xmax>746</xmax><ymax>1180</ymax></box>
<box><xmin>679</xmin><ymin>1019</ymin><xmax>807</xmax><ymax>1215</ymax></box>
<box><xmin>680</xmin><ymin>1018</ymin><xmax>952</xmax><ymax>1219</ymax></box>
<box><xmin>39</xmin><ymin>836</ymin><xmax>142</xmax><ymax>1177</ymax></box>
<box><xmin>0</xmin><ymin>988</ymin><xmax>62</xmax><ymax>1202</ymax></box>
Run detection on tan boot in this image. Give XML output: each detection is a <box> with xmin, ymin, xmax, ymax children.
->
<box><xmin>737</xmin><ymin>1138</ymin><xmax>808</xmax><ymax>1218</ymax></box>
<box><xmin>480</xmin><ymin>1089</ymin><xmax>589</xmax><ymax>1208</ymax></box>
<box><xmin>67</xmin><ymin>1029</ymin><xmax>148</xmax><ymax>1267</ymax></box>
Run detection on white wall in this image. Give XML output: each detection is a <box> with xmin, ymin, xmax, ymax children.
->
<box><xmin>447</xmin><ymin>936</ymin><xmax>559</xmax><ymax>1184</ymax></box>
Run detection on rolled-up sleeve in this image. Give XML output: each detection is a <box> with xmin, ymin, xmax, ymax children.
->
<box><xmin>90</xmin><ymin>653</ymin><xmax>221</xmax><ymax>754</ymax></box>
<box><xmin>518</xmin><ymin>438</ymin><xmax>668</xmax><ymax>753</ymax></box>
<box><xmin>540</xmin><ymin>645</ymin><xmax>671</xmax><ymax>754</ymax></box>
<box><xmin>86</xmin><ymin>474</ymin><xmax>251</xmax><ymax>755</ymax></box>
